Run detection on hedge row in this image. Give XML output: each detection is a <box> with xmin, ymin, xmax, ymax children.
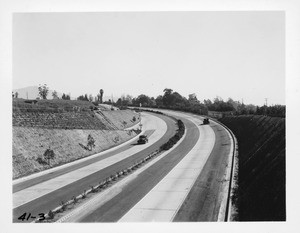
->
<box><xmin>159</xmin><ymin>119</ymin><xmax>185</xmax><ymax>151</ymax></box>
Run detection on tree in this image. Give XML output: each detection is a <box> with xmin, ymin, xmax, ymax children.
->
<box><xmin>38</xmin><ymin>84</ymin><xmax>49</xmax><ymax>99</ymax></box>
<box><xmin>188</xmin><ymin>93</ymin><xmax>199</xmax><ymax>105</ymax></box>
<box><xmin>62</xmin><ymin>93</ymin><xmax>70</xmax><ymax>100</ymax></box>
<box><xmin>155</xmin><ymin>95</ymin><xmax>163</xmax><ymax>107</ymax></box>
<box><xmin>77</xmin><ymin>94</ymin><xmax>89</xmax><ymax>101</ymax></box>
<box><xmin>162</xmin><ymin>88</ymin><xmax>174</xmax><ymax>106</ymax></box>
<box><xmin>43</xmin><ymin>147</ymin><xmax>55</xmax><ymax>166</ymax></box>
<box><xmin>135</xmin><ymin>94</ymin><xmax>152</xmax><ymax>107</ymax></box>
<box><xmin>15</xmin><ymin>92</ymin><xmax>19</xmax><ymax>98</ymax></box>
<box><xmin>89</xmin><ymin>94</ymin><xmax>93</xmax><ymax>102</ymax></box>
<box><xmin>87</xmin><ymin>134</ymin><xmax>96</xmax><ymax>151</ymax></box>
<box><xmin>52</xmin><ymin>90</ymin><xmax>58</xmax><ymax>99</ymax></box>
<box><xmin>100</xmin><ymin>89</ymin><xmax>104</xmax><ymax>103</ymax></box>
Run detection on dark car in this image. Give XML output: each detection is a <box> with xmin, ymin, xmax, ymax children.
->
<box><xmin>203</xmin><ymin>118</ymin><xmax>210</xmax><ymax>125</ymax></box>
<box><xmin>137</xmin><ymin>135</ymin><xmax>148</xmax><ymax>144</ymax></box>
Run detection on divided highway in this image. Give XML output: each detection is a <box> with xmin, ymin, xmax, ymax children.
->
<box><xmin>13</xmin><ymin>110</ymin><xmax>233</xmax><ymax>222</ymax></box>
<box><xmin>13</xmin><ymin>113</ymin><xmax>177</xmax><ymax>222</ymax></box>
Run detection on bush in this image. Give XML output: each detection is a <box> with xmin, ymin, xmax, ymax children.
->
<box><xmin>160</xmin><ymin>120</ymin><xmax>185</xmax><ymax>151</ymax></box>
<box><xmin>47</xmin><ymin>210</ymin><xmax>54</xmax><ymax>219</ymax></box>
<box><xmin>43</xmin><ymin>148</ymin><xmax>55</xmax><ymax>166</ymax></box>
<box><xmin>87</xmin><ymin>134</ymin><xmax>95</xmax><ymax>151</ymax></box>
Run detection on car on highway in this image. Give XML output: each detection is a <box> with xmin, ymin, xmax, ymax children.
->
<box><xmin>203</xmin><ymin>118</ymin><xmax>210</xmax><ymax>125</ymax></box>
<box><xmin>137</xmin><ymin>135</ymin><xmax>148</xmax><ymax>144</ymax></box>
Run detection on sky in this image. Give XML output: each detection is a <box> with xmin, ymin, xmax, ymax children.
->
<box><xmin>13</xmin><ymin>11</ymin><xmax>285</xmax><ymax>106</ymax></box>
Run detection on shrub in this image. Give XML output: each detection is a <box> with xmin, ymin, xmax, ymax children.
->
<box><xmin>43</xmin><ymin>148</ymin><xmax>55</xmax><ymax>166</ymax></box>
<box><xmin>36</xmin><ymin>157</ymin><xmax>48</xmax><ymax>165</ymax></box>
<box><xmin>87</xmin><ymin>134</ymin><xmax>96</xmax><ymax>151</ymax></box>
<box><xmin>47</xmin><ymin>210</ymin><xmax>54</xmax><ymax>219</ymax></box>
<box><xmin>160</xmin><ymin>120</ymin><xmax>185</xmax><ymax>151</ymax></box>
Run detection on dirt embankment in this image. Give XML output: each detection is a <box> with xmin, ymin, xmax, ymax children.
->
<box><xmin>12</xmin><ymin>107</ymin><xmax>140</xmax><ymax>179</ymax></box>
<box><xmin>219</xmin><ymin>115</ymin><xmax>285</xmax><ymax>221</ymax></box>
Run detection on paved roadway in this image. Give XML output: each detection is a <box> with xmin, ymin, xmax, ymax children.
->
<box><xmin>71</xmin><ymin>110</ymin><xmax>232</xmax><ymax>222</ymax></box>
<box><xmin>13</xmin><ymin>110</ymin><xmax>232</xmax><ymax>222</ymax></box>
<box><xmin>13</xmin><ymin>113</ymin><xmax>177</xmax><ymax>222</ymax></box>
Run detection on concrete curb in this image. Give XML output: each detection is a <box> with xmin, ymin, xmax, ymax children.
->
<box><xmin>210</xmin><ymin>118</ymin><xmax>238</xmax><ymax>222</ymax></box>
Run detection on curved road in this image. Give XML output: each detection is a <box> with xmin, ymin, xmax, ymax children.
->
<box><xmin>67</xmin><ymin>110</ymin><xmax>232</xmax><ymax>222</ymax></box>
<box><xmin>13</xmin><ymin>110</ymin><xmax>233</xmax><ymax>222</ymax></box>
<box><xmin>13</xmin><ymin>113</ymin><xmax>177</xmax><ymax>222</ymax></box>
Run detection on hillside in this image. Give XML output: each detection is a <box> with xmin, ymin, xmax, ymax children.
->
<box><xmin>219</xmin><ymin>115</ymin><xmax>285</xmax><ymax>221</ymax></box>
<box><xmin>12</xmin><ymin>99</ymin><xmax>140</xmax><ymax>179</ymax></box>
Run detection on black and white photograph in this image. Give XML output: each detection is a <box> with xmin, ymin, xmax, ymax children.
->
<box><xmin>1</xmin><ymin>0</ymin><xmax>300</xmax><ymax>232</ymax></box>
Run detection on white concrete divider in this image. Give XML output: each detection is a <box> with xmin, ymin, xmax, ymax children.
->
<box><xmin>13</xmin><ymin>113</ymin><xmax>167</xmax><ymax>209</ymax></box>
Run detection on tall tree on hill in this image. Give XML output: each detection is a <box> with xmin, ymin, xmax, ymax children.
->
<box><xmin>162</xmin><ymin>88</ymin><xmax>174</xmax><ymax>106</ymax></box>
<box><xmin>100</xmin><ymin>89</ymin><xmax>104</xmax><ymax>103</ymax></box>
<box><xmin>38</xmin><ymin>84</ymin><xmax>49</xmax><ymax>99</ymax></box>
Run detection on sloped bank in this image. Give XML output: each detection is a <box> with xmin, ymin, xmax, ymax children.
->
<box><xmin>219</xmin><ymin>115</ymin><xmax>285</xmax><ymax>221</ymax></box>
<box><xmin>13</xmin><ymin>127</ymin><xmax>139</xmax><ymax>179</ymax></box>
<box><xmin>12</xmin><ymin>108</ymin><xmax>140</xmax><ymax>179</ymax></box>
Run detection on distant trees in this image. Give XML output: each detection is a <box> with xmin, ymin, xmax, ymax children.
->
<box><xmin>38</xmin><ymin>84</ymin><xmax>49</xmax><ymax>99</ymax></box>
<box><xmin>129</xmin><ymin>88</ymin><xmax>285</xmax><ymax>118</ymax></box>
<box><xmin>162</xmin><ymin>88</ymin><xmax>174</xmax><ymax>106</ymax></box>
<box><xmin>62</xmin><ymin>93</ymin><xmax>70</xmax><ymax>100</ymax></box>
<box><xmin>77</xmin><ymin>94</ymin><xmax>89</xmax><ymax>101</ymax></box>
<box><xmin>133</xmin><ymin>94</ymin><xmax>153</xmax><ymax>107</ymax></box>
<box><xmin>155</xmin><ymin>95</ymin><xmax>163</xmax><ymax>107</ymax></box>
<box><xmin>256</xmin><ymin>105</ymin><xmax>285</xmax><ymax>117</ymax></box>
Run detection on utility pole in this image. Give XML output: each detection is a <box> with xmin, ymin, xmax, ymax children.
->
<box><xmin>265</xmin><ymin>98</ymin><xmax>268</xmax><ymax>106</ymax></box>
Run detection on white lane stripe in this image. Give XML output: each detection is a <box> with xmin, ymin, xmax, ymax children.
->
<box><xmin>13</xmin><ymin>114</ymin><xmax>167</xmax><ymax>209</ymax></box>
<box><xmin>119</xmin><ymin>116</ymin><xmax>216</xmax><ymax>222</ymax></box>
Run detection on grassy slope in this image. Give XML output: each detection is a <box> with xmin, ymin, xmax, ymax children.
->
<box><xmin>13</xmin><ymin>127</ymin><xmax>137</xmax><ymax>179</ymax></box>
<box><xmin>219</xmin><ymin>115</ymin><xmax>285</xmax><ymax>221</ymax></box>
<box><xmin>12</xmin><ymin>99</ymin><xmax>140</xmax><ymax>179</ymax></box>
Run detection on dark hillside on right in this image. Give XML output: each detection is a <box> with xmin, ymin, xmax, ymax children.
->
<box><xmin>219</xmin><ymin>115</ymin><xmax>285</xmax><ymax>221</ymax></box>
